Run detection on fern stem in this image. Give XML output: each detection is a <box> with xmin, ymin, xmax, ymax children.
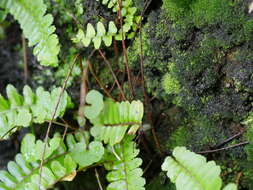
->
<box><xmin>98</xmin><ymin>49</ymin><xmax>126</xmax><ymax>100</ymax></box>
<box><xmin>22</xmin><ymin>35</ymin><xmax>28</xmax><ymax>84</ymax></box>
<box><xmin>197</xmin><ymin>141</ymin><xmax>249</xmax><ymax>154</ymax></box>
<box><xmin>117</xmin><ymin>0</ymin><xmax>135</xmax><ymax>99</ymax></box>
<box><xmin>38</xmin><ymin>54</ymin><xmax>79</xmax><ymax>189</ymax></box>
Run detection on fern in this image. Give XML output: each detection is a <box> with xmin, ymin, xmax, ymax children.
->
<box><xmin>84</xmin><ymin>90</ymin><xmax>144</xmax><ymax>146</ymax></box>
<box><xmin>73</xmin><ymin>21</ymin><xmax>118</xmax><ymax>49</ymax></box>
<box><xmin>0</xmin><ymin>85</ymin><xmax>72</xmax><ymax>139</ymax></box>
<box><xmin>0</xmin><ymin>0</ymin><xmax>60</xmax><ymax>67</ymax></box>
<box><xmin>96</xmin><ymin>0</ymin><xmax>140</xmax><ymax>39</ymax></box>
<box><xmin>73</xmin><ymin>0</ymin><xmax>141</xmax><ymax>49</ymax></box>
<box><xmin>161</xmin><ymin>147</ymin><xmax>237</xmax><ymax>190</ymax></box>
<box><xmin>0</xmin><ymin>131</ymin><xmax>104</xmax><ymax>190</ymax></box>
<box><xmin>104</xmin><ymin>136</ymin><xmax>145</xmax><ymax>190</ymax></box>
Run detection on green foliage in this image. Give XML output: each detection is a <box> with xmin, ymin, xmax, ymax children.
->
<box><xmin>162</xmin><ymin>0</ymin><xmax>191</xmax><ymax>21</ymax></box>
<box><xmin>0</xmin><ymin>85</ymin><xmax>72</xmax><ymax>139</ymax></box>
<box><xmin>162</xmin><ymin>0</ymin><xmax>231</xmax><ymax>27</ymax></box>
<box><xmin>84</xmin><ymin>90</ymin><xmax>104</xmax><ymax>120</ymax></box>
<box><xmin>73</xmin><ymin>21</ymin><xmax>117</xmax><ymax>49</ymax></box>
<box><xmin>0</xmin><ymin>131</ymin><xmax>104</xmax><ymax>190</ymax></box>
<box><xmin>161</xmin><ymin>147</ymin><xmax>237</xmax><ymax>190</ymax></box>
<box><xmin>86</xmin><ymin>91</ymin><xmax>144</xmax><ymax>145</ymax></box>
<box><xmin>0</xmin><ymin>0</ymin><xmax>60</xmax><ymax>66</ymax></box>
<box><xmin>73</xmin><ymin>0</ymin><xmax>141</xmax><ymax>49</ymax></box>
<box><xmin>104</xmin><ymin>136</ymin><xmax>145</xmax><ymax>190</ymax></box>
<box><xmin>245</xmin><ymin>112</ymin><xmax>253</xmax><ymax>161</ymax></box>
<box><xmin>96</xmin><ymin>0</ymin><xmax>140</xmax><ymax>38</ymax></box>
<box><xmin>163</xmin><ymin>63</ymin><xmax>181</xmax><ymax>95</ymax></box>
<box><xmin>243</xmin><ymin>112</ymin><xmax>253</xmax><ymax>186</ymax></box>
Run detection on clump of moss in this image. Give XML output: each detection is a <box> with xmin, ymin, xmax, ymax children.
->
<box><xmin>162</xmin><ymin>62</ymin><xmax>181</xmax><ymax>95</ymax></box>
<box><xmin>166</xmin><ymin>116</ymin><xmax>228</xmax><ymax>151</ymax></box>
<box><xmin>143</xmin><ymin>0</ymin><xmax>253</xmax><ymax>121</ymax></box>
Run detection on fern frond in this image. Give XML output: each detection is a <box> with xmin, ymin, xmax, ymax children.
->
<box><xmin>104</xmin><ymin>136</ymin><xmax>145</xmax><ymax>190</ymax></box>
<box><xmin>96</xmin><ymin>0</ymin><xmax>141</xmax><ymax>39</ymax></box>
<box><xmin>161</xmin><ymin>147</ymin><xmax>237</xmax><ymax>190</ymax></box>
<box><xmin>72</xmin><ymin>21</ymin><xmax>117</xmax><ymax>49</ymax></box>
<box><xmin>85</xmin><ymin>90</ymin><xmax>144</xmax><ymax>145</ymax></box>
<box><xmin>73</xmin><ymin>0</ymin><xmax>141</xmax><ymax>48</ymax></box>
<box><xmin>0</xmin><ymin>0</ymin><xmax>60</xmax><ymax>66</ymax></box>
<box><xmin>0</xmin><ymin>85</ymin><xmax>72</xmax><ymax>139</ymax></box>
<box><xmin>0</xmin><ymin>131</ymin><xmax>104</xmax><ymax>190</ymax></box>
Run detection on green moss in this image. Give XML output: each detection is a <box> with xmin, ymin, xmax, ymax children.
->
<box><xmin>163</xmin><ymin>62</ymin><xmax>181</xmax><ymax>95</ymax></box>
<box><xmin>190</xmin><ymin>0</ymin><xmax>231</xmax><ymax>27</ymax></box>
<box><xmin>162</xmin><ymin>0</ymin><xmax>191</xmax><ymax>21</ymax></box>
<box><xmin>166</xmin><ymin>125</ymin><xmax>188</xmax><ymax>150</ymax></box>
<box><xmin>162</xmin><ymin>0</ymin><xmax>232</xmax><ymax>27</ymax></box>
<box><xmin>166</xmin><ymin>115</ymin><xmax>226</xmax><ymax>151</ymax></box>
<box><xmin>146</xmin><ymin>173</ymin><xmax>175</xmax><ymax>190</ymax></box>
<box><xmin>163</xmin><ymin>73</ymin><xmax>181</xmax><ymax>94</ymax></box>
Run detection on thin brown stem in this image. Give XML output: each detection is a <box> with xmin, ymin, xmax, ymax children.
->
<box><xmin>22</xmin><ymin>35</ymin><xmax>28</xmax><ymax>84</ymax></box>
<box><xmin>117</xmin><ymin>0</ymin><xmax>135</xmax><ymax>99</ymax></box>
<box><xmin>236</xmin><ymin>172</ymin><xmax>243</xmax><ymax>185</ymax></box>
<box><xmin>197</xmin><ymin>141</ymin><xmax>249</xmax><ymax>154</ymax></box>
<box><xmin>46</xmin><ymin>120</ymin><xmax>76</xmax><ymax>131</ymax></box>
<box><xmin>38</xmin><ymin>54</ymin><xmax>79</xmax><ymax>189</ymax></box>
<box><xmin>98</xmin><ymin>49</ymin><xmax>126</xmax><ymax>100</ymax></box>
<box><xmin>213</xmin><ymin>129</ymin><xmax>245</xmax><ymax>148</ymax></box>
<box><xmin>87</xmin><ymin>59</ymin><xmax>115</xmax><ymax>100</ymax></box>
<box><xmin>78</xmin><ymin>58</ymin><xmax>88</xmax><ymax>127</ymax></box>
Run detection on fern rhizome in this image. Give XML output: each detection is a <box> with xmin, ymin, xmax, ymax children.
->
<box><xmin>0</xmin><ymin>0</ymin><xmax>246</xmax><ymax>189</ymax></box>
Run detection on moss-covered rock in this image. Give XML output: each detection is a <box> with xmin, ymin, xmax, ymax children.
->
<box><xmin>128</xmin><ymin>0</ymin><xmax>253</xmax><ymax>188</ymax></box>
<box><xmin>137</xmin><ymin>0</ymin><xmax>253</xmax><ymax>122</ymax></box>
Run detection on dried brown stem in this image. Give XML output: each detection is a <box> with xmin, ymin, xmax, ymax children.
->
<box><xmin>197</xmin><ymin>141</ymin><xmax>249</xmax><ymax>154</ymax></box>
<box><xmin>22</xmin><ymin>35</ymin><xmax>28</xmax><ymax>84</ymax></box>
<box><xmin>87</xmin><ymin>59</ymin><xmax>115</xmax><ymax>100</ymax></box>
<box><xmin>78</xmin><ymin>58</ymin><xmax>88</xmax><ymax>125</ymax></box>
<box><xmin>117</xmin><ymin>0</ymin><xmax>135</xmax><ymax>99</ymax></box>
<box><xmin>98</xmin><ymin>49</ymin><xmax>126</xmax><ymax>100</ymax></box>
<box><xmin>38</xmin><ymin>54</ymin><xmax>79</xmax><ymax>189</ymax></box>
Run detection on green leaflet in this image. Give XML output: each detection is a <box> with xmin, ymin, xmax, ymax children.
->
<box><xmin>223</xmin><ymin>184</ymin><xmax>237</xmax><ymax>190</ymax></box>
<box><xmin>21</xmin><ymin>133</ymin><xmax>61</xmax><ymax>162</ymax></box>
<box><xmin>71</xmin><ymin>141</ymin><xmax>104</xmax><ymax>167</ymax></box>
<box><xmin>104</xmin><ymin>136</ymin><xmax>145</xmax><ymax>190</ymax></box>
<box><xmin>84</xmin><ymin>90</ymin><xmax>104</xmax><ymax>120</ymax></box>
<box><xmin>161</xmin><ymin>147</ymin><xmax>237</xmax><ymax>190</ymax></box>
<box><xmin>0</xmin><ymin>0</ymin><xmax>60</xmax><ymax>67</ymax></box>
<box><xmin>73</xmin><ymin>21</ymin><xmax>117</xmax><ymax>49</ymax></box>
<box><xmin>73</xmin><ymin>0</ymin><xmax>140</xmax><ymax>48</ymax></box>
<box><xmin>96</xmin><ymin>0</ymin><xmax>140</xmax><ymax>40</ymax></box>
<box><xmin>86</xmin><ymin>91</ymin><xmax>144</xmax><ymax>145</ymax></box>
<box><xmin>0</xmin><ymin>85</ymin><xmax>72</xmax><ymax>139</ymax></box>
<box><xmin>0</xmin><ymin>132</ymin><xmax>104</xmax><ymax>190</ymax></box>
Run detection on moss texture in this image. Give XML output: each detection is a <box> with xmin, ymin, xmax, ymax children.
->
<box><xmin>127</xmin><ymin>0</ymin><xmax>253</xmax><ymax>188</ymax></box>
